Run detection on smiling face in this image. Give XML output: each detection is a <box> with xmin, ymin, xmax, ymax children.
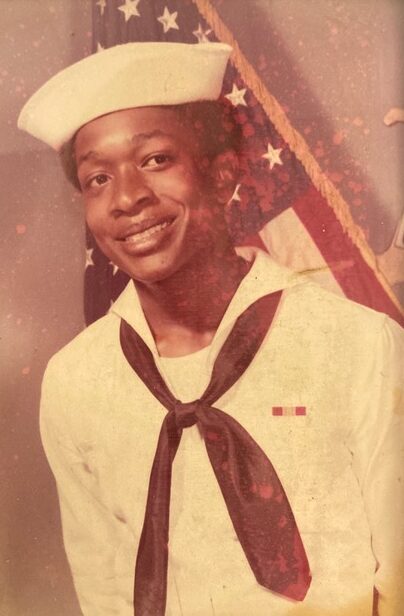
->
<box><xmin>75</xmin><ymin>106</ymin><xmax>233</xmax><ymax>284</ymax></box>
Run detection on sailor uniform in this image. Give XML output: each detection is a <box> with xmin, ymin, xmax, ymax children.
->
<box><xmin>40</xmin><ymin>249</ymin><xmax>404</xmax><ymax>616</ymax></box>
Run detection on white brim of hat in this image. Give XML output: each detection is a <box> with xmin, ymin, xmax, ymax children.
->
<box><xmin>18</xmin><ymin>42</ymin><xmax>232</xmax><ymax>151</ymax></box>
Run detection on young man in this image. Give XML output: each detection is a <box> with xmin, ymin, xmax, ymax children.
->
<box><xmin>19</xmin><ymin>43</ymin><xmax>403</xmax><ymax>616</ymax></box>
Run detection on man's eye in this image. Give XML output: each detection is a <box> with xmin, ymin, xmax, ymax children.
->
<box><xmin>143</xmin><ymin>154</ymin><xmax>171</xmax><ymax>168</ymax></box>
<box><xmin>89</xmin><ymin>173</ymin><xmax>109</xmax><ymax>188</ymax></box>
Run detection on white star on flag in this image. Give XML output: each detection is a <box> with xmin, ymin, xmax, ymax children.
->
<box><xmin>118</xmin><ymin>0</ymin><xmax>140</xmax><ymax>22</ymax></box>
<box><xmin>157</xmin><ymin>7</ymin><xmax>179</xmax><ymax>33</ymax></box>
<box><xmin>85</xmin><ymin>248</ymin><xmax>94</xmax><ymax>268</ymax></box>
<box><xmin>192</xmin><ymin>23</ymin><xmax>212</xmax><ymax>43</ymax></box>
<box><xmin>231</xmin><ymin>183</ymin><xmax>241</xmax><ymax>202</ymax></box>
<box><xmin>96</xmin><ymin>0</ymin><xmax>106</xmax><ymax>15</ymax></box>
<box><xmin>262</xmin><ymin>143</ymin><xmax>283</xmax><ymax>169</ymax></box>
<box><xmin>97</xmin><ymin>42</ymin><xmax>105</xmax><ymax>53</ymax></box>
<box><xmin>225</xmin><ymin>84</ymin><xmax>247</xmax><ymax>107</ymax></box>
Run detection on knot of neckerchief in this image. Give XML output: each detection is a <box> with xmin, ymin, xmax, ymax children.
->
<box><xmin>172</xmin><ymin>399</ymin><xmax>200</xmax><ymax>429</ymax></box>
<box><xmin>119</xmin><ymin>291</ymin><xmax>311</xmax><ymax>616</ymax></box>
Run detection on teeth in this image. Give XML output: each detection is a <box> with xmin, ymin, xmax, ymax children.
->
<box><xmin>125</xmin><ymin>221</ymin><xmax>171</xmax><ymax>243</ymax></box>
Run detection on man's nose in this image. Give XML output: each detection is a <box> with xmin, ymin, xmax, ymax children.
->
<box><xmin>113</xmin><ymin>168</ymin><xmax>155</xmax><ymax>215</ymax></box>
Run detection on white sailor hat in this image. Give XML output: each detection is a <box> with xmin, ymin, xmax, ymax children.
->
<box><xmin>18</xmin><ymin>42</ymin><xmax>232</xmax><ymax>151</ymax></box>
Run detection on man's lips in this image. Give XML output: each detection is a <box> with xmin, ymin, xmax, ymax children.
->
<box><xmin>117</xmin><ymin>215</ymin><xmax>176</xmax><ymax>247</ymax></box>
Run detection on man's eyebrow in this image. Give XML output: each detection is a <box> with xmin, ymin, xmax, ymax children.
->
<box><xmin>131</xmin><ymin>129</ymin><xmax>172</xmax><ymax>144</ymax></box>
<box><xmin>76</xmin><ymin>151</ymin><xmax>102</xmax><ymax>166</ymax></box>
<box><xmin>76</xmin><ymin>129</ymin><xmax>173</xmax><ymax>167</ymax></box>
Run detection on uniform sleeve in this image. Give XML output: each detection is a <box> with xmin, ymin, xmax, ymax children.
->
<box><xmin>40</xmin><ymin>358</ymin><xmax>134</xmax><ymax>616</ymax></box>
<box><xmin>349</xmin><ymin>316</ymin><xmax>404</xmax><ymax>616</ymax></box>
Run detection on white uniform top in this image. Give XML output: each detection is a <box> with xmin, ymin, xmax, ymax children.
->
<box><xmin>40</xmin><ymin>248</ymin><xmax>404</xmax><ymax>616</ymax></box>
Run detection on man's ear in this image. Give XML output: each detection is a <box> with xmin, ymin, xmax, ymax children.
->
<box><xmin>208</xmin><ymin>150</ymin><xmax>239</xmax><ymax>205</ymax></box>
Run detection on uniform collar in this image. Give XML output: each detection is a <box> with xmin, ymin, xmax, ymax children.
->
<box><xmin>110</xmin><ymin>248</ymin><xmax>303</xmax><ymax>356</ymax></box>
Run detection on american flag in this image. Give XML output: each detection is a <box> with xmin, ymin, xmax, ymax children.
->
<box><xmin>84</xmin><ymin>0</ymin><xmax>404</xmax><ymax>326</ymax></box>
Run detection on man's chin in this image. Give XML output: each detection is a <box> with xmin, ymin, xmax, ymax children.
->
<box><xmin>122</xmin><ymin>259</ymin><xmax>186</xmax><ymax>286</ymax></box>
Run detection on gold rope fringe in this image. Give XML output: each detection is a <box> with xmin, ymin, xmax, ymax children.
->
<box><xmin>192</xmin><ymin>0</ymin><xmax>403</xmax><ymax>315</ymax></box>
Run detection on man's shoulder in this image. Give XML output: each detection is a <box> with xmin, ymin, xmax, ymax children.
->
<box><xmin>284</xmin><ymin>274</ymin><xmax>394</xmax><ymax>336</ymax></box>
<box><xmin>279</xmin><ymin>280</ymin><xmax>404</xmax><ymax>379</ymax></box>
<box><xmin>247</xmin><ymin>249</ymin><xmax>399</xmax><ymax>334</ymax></box>
<box><xmin>45</xmin><ymin>311</ymin><xmax>120</xmax><ymax>379</ymax></box>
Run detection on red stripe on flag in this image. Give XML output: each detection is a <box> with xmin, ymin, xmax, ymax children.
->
<box><xmin>237</xmin><ymin>233</ymin><xmax>267</xmax><ymax>251</ymax></box>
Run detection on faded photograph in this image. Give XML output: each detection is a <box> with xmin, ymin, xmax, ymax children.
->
<box><xmin>2</xmin><ymin>1</ymin><xmax>404</xmax><ymax>615</ymax></box>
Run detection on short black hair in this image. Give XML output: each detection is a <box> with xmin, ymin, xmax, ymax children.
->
<box><xmin>171</xmin><ymin>98</ymin><xmax>242</xmax><ymax>159</ymax></box>
<box><xmin>59</xmin><ymin>98</ymin><xmax>242</xmax><ymax>192</ymax></box>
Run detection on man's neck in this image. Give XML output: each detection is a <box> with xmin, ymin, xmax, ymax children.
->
<box><xmin>134</xmin><ymin>247</ymin><xmax>250</xmax><ymax>357</ymax></box>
